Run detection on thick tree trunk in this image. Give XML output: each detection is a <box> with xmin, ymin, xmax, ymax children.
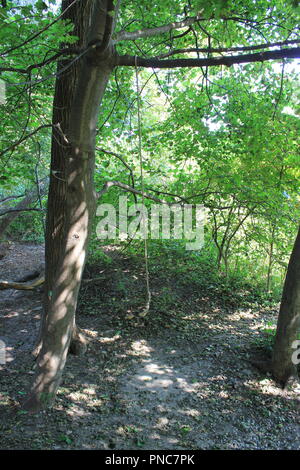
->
<box><xmin>23</xmin><ymin>0</ymin><xmax>115</xmax><ymax>412</ymax></box>
<box><xmin>32</xmin><ymin>0</ymin><xmax>89</xmax><ymax>359</ymax></box>
<box><xmin>272</xmin><ymin>225</ymin><xmax>300</xmax><ymax>386</ymax></box>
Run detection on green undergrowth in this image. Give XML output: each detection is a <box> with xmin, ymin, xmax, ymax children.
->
<box><xmin>79</xmin><ymin>239</ymin><xmax>280</xmax><ymax>323</ymax></box>
<box><xmin>4</xmin><ymin>211</ymin><xmax>45</xmax><ymax>243</ymax></box>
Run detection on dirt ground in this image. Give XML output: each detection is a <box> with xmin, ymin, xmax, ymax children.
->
<box><xmin>0</xmin><ymin>243</ymin><xmax>299</xmax><ymax>450</ymax></box>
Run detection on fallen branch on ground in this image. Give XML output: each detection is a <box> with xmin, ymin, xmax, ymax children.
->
<box><xmin>0</xmin><ymin>275</ymin><xmax>45</xmax><ymax>290</ymax></box>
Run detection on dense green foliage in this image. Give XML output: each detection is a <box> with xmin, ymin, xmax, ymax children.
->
<box><xmin>0</xmin><ymin>0</ymin><xmax>299</xmax><ymax>299</ymax></box>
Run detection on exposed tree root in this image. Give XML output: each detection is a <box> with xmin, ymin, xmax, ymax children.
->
<box><xmin>249</xmin><ymin>358</ymin><xmax>299</xmax><ymax>389</ymax></box>
<box><xmin>69</xmin><ymin>325</ymin><xmax>88</xmax><ymax>356</ymax></box>
<box><xmin>0</xmin><ymin>275</ymin><xmax>45</xmax><ymax>290</ymax></box>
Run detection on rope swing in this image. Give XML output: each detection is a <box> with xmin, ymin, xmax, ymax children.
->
<box><xmin>135</xmin><ymin>57</ymin><xmax>151</xmax><ymax>317</ymax></box>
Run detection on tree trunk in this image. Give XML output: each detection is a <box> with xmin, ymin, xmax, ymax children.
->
<box><xmin>23</xmin><ymin>0</ymin><xmax>115</xmax><ymax>412</ymax></box>
<box><xmin>266</xmin><ymin>223</ymin><xmax>276</xmax><ymax>292</ymax></box>
<box><xmin>272</xmin><ymin>225</ymin><xmax>300</xmax><ymax>386</ymax></box>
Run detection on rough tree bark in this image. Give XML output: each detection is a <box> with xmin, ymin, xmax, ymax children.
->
<box><xmin>272</xmin><ymin>225</ymin><xmax>300</xmax><ymax>386</ymax></box>
<box><xmin>23</xmin><ymin>0</ymin><xmax>115</xmax><ymax>412</ymax></box>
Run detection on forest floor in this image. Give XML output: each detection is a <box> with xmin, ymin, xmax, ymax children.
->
<box><xmin>0</xmin><ymin>242</ymin><xmax>299</xmax><ymax>450</ymax></box>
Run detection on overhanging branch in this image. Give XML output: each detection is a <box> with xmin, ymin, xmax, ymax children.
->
<box><xmin>116</xmin><ymin>47</ymin><xmax>300</xmax><ymax>68</ymax></box>
<box><xmin>0</xmin><ymin>48</ymin><xmax>80</xmax><ymax>74</ymax></box>
<box><xmin>154</xmin><ymin>39</ymin><xmax>300</xmax><ymax>59</ymax></box>
<box><xmin>96</xmin><ymin>181</ymin><xmax>232</xmax><ymax>210</ymax></box>
<box><xmin>0</xmin><ymin>207</ymin><xmax>44</xmax><ymax>217</ymax></box>
<box><xmin>97</xmin><ymin>180</ymin><xmax>172</xmax><ymax>205</ymax></box>
<box><xmin>113</xmin><ymin>14</ymin><xmax>275</xmax><ymax>43</ymax></box>
<box><xmin>113</xmin><ymin>14</ymin><xmax>206</xmax><ymax>42</ymax></box>
<box><xmin>96</xmin><ymin>147</ymin><xmax>137</xmax><ymax>201</ymax></box>
<box><xmin>0</xmin><ymin>124</ymin><xmax>53</xmax><ymax>157</ymax></box>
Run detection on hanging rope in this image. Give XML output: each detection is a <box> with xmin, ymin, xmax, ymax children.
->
<box><xmin>135</xmin><ymin>57</ymin><xmax>151</xmax><ymax>317</ymax></box>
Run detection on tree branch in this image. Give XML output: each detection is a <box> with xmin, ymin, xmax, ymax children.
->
<box><xmin>0</xmin><ymin>276</ymin><xmax>44</xmax><ymax>291</ymax></box>
<box><xmin>0</xmin><ymin>207</ymin><xmax>44</xmax><ymax>217</ymax></box>
<box><xmin>97</xmin><ymin>180</ymin><xmax>172</xmax><ymax>205</ymax></box>
<box><xmin>0</xmin><ymin>48</ymin><xmax>81</xmax><ymax>74</ymax></box>
<box><xmin>113</xmin><ymin>14</ymin><xmax>206</xmax><ymax>42</ymax></box>
<box><xmin>88</xmin><ymin>0</ymin><xmax>115</xmax><ymax>56</ymax></box>
<box><xmin>0</xmin><ymin>0</ymin><xmax>80</xmax><ymax>57</ymax></box>
<box><xmin>96</xmin><ymin>180</ymin><xmax>232</xmax><ymax>210</ymax></box>
<box><xmin>153</xmin><ymin>39</ymin><xmax>300</xmax><ymax>59</ymax></box>
<box><xmin>116</xmin><ymin>47</ymin><xmax>300</xmax><ymax>68</ymax></box>
<box><xmin>96</xmin><ymin>147</ymin><xmax>137</xmax><ymax>201</ymax></box>
<box><xmin>0</xmin><ymin>124</ymin><xmax>53</xmax><ymax>157</ymax></box>
<box><xmin>0</xmin><ymin>194</ymin><xmax>24</xmax><ymax>204</ymax></box>
<box><xmin>113</xmin><ymin>14</ymin><xmax>289</xmax><ymax>43</ymax></box>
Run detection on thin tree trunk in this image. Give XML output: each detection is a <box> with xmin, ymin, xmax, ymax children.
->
<box><xmin>272</xmin><ymin>225</ymin><xmax>300</xmax><ymax>386</ymax></box>
<box><xmin>266</xmin><ymin>226</ymin><xmax>275</xmax><ymax>292</ymax></box>
<box><xmin>23</xmin><ymin>0</ymin><xmax>115</xmax><ymax>412</ymax></box>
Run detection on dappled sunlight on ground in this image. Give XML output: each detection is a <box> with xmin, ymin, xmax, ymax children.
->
<box><xmin>0</xmin><ymin>243</ymin><xmax>299</xmax><ymax>450</ymax></box>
